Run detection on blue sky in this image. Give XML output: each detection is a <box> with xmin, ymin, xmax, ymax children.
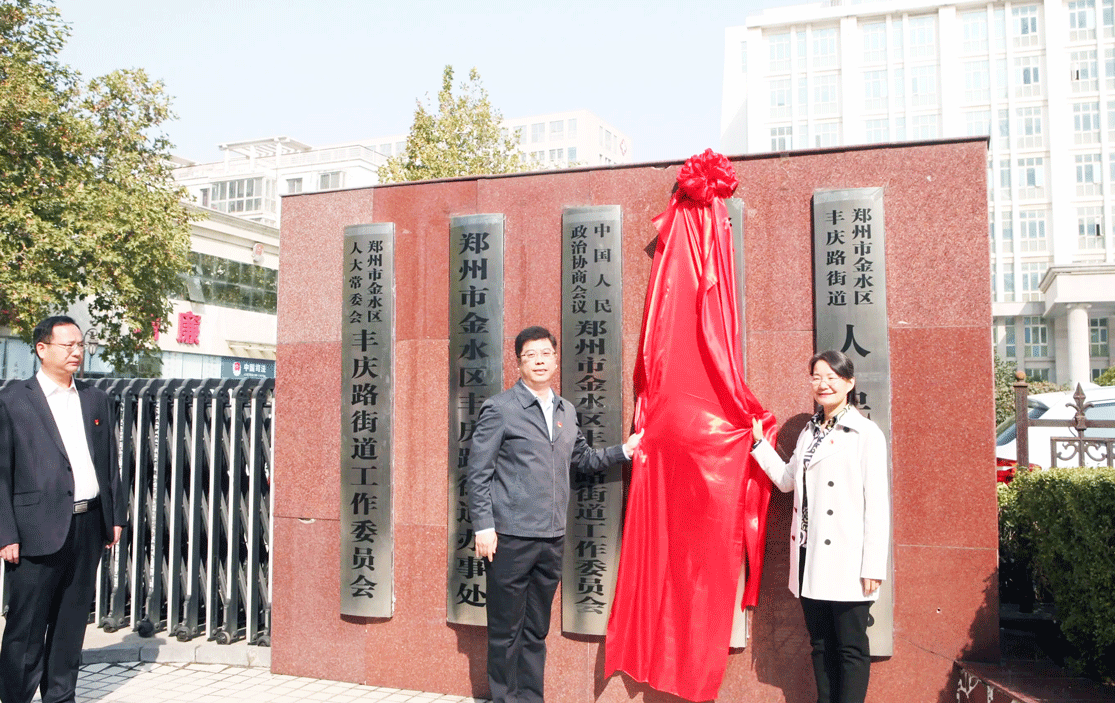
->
<box><xmin>54</xmin><ymin>0</ymin><xmax>780</xmax><ymax>164</ymax></box>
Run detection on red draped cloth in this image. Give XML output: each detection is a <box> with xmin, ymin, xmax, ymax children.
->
<box><xmin>604</xmin><ymin>149</ymin><xmax>774</xmax><ymax>702</ymax></box>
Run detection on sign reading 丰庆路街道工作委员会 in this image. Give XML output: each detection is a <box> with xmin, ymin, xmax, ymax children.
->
<box><xmin>340</xmin><ymin>223</ymin><xmax>395</xmax><ymax>618</ymax></box>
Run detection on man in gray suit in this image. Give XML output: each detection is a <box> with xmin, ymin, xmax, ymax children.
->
<box><xmin>0</xmin><ymin>316</ymin><xmax>126</xmax><ymax>703</ymax></box>
<box><xmin>467</xmin><ymin>326</ymin><xmax>641</xmax><ymax>703</ymax></box>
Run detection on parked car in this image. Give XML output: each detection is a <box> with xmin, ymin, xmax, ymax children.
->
<box><xmin>996</xmin><ymin>385</ymin><xmax>1115</xmax><ymax>471</ymax></box>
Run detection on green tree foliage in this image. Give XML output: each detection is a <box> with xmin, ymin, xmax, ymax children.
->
<box><xmin>1096</xmin><ymin>366</ymin><xmax>1115</xmax><ymax>386</ymax></box>
<box><xmin>994</xmin><ymin>353</ymin><xmax>1066</xmax><ymax>426</ymax></box>
<box><xmin>379</xmin><ymin>66</ymin><xmax>526</xmax><ymax>183</ymax></box>
<box><xmin>0</xmin><ymin>0</ymin><xmax>193</xmax><ymax>368</ymax></box>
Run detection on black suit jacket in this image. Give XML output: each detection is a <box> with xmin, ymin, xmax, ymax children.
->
<box><xmin>0</xmin><ymin>377</ymin><xmax>125</xmax><ymax>557</ymax></box>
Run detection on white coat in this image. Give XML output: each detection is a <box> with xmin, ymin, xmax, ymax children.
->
<box><xmin>751</xmin><ymin>406</ymin><xmax>890</xmax><ymax>602</ymax></box>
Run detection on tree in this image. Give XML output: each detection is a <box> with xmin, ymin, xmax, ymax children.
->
<box><xmin>0</xmin><ymin>0</ymin><xmax>193</xmax><ymax>369</ymax></box>
<box><xmin>1096</xmin><ymin>366</ymin><xmax>1115</xmax><ymax>386</ymax></box>
<box><xmin>379</xmin><ymin>66</ymin><xmax>526</xmax><ymax>183</ymax></box>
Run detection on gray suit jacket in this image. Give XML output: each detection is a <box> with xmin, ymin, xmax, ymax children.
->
<box><xmin>0</xmin><ymin>378</ymin><xmax>125</xmax><ymax>557</ymax></box>
<box><xmin>466</xmin><ymin>380</ymin><xmax>626</xmax><ymax>538</ymax></box>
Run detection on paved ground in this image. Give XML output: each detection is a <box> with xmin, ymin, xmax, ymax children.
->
<box><xmin>0</xmin><ymin>618</ymin><xmax>488</xmax><ymax>703</ymax></box>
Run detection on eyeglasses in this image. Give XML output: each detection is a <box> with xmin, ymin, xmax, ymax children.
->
<box><xmin>43</xmin><ymin>342</ymin><xmax>86</xmax><ymax>352</ymax></box>
<box><xmin>520</xmin><ymin>350</ymin><xmax>556</xmax><ymax>361</ymax></box>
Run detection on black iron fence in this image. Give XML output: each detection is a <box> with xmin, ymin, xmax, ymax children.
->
<box><xmin>1013</xmin><ymin>376</ymin><xmax>1115</xmax><ymax>469</ymax></box>
<box><xmin>0</xmin><ymin>377</ymin><xmax>273</xmax><ymax>646</ymax></box>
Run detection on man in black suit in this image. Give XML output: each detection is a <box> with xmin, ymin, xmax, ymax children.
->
<box><xmin>467</xmin><ymin>326</ymin><xmax>641</xmax><ymax>703</ymax></box>
<box><xmin>0</xmin><ymin>316</ymin><xmax>125</xmax><ymax>703</ymax></box>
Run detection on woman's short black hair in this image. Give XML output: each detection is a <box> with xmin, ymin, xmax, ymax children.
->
<box><xmin>809</xmin><ymin>349</ymin><xmax>857</xmax><ymax>406</ymax></box>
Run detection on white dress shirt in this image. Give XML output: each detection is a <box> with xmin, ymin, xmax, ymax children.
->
<box><xmin>36</xmin><ymin>370</ymin><xmax>99</xmax><ymax>501</ymax></box>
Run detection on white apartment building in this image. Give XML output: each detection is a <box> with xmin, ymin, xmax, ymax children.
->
<box><xmin>722</xmin><ymin>0</ymin><xmax>1115</xmax><ymax>386</ymax></box>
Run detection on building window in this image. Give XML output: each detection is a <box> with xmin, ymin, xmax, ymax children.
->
<box><xmin>209</xmin><ymin>177</ymin><xmax>275</xmax><ymax>215</ymax></box>
<box><xmin>770</xmin><ymin>78</ymin><xmax>792</xmax><ymax>119</ymax></box>
<box><xmin>771</xmin><ymin>126</ymin><xmax>792</xmax><ymax>150</ymax></box>
<box><xmin>814</xmin><ymin>122</ymin><xmax>840</xmax><ymax>147</ymax></box>
<box><xmin>998</xmin><ymin>109</ymin><xmax>1010</xmax><ymax>150</ymax></box>
<box><xmin>319</xmin><ymin>171</ymin><xmax>342</xmax><ymax>190</ymax></box>
<box><xmin>911</xmin><ymin>66</ymin><xmax>937</xmax><ymax>107</ymax></box>
<box><xmin>864</xmin><ymin>71</ymin><xmax>888</xmax><ymax>112</ymax></box>
<box><xmin>549</xmin><ymin>121</ymin><xmax>563</xmax><ymax>141</ymax></box>
<box><xmin>1105</xmin><ymin>0</ymin><xmax>1115</xmax><ymax>36</ymax></box>
<box><xmin>1015</xmin><ymin>55</ymin><xmax>1042</xmax><ymax>97</ymax></box>
<box><xmin>1021</xmin><ymin>262</ymin><xmax>1048</xmax><ymax>301</ymax></box>
<box><xmin>1078</xmin><ymin>205</ymin><xmax>1105</xmax><ymax>249</ymax></box>
<box><xmin>962</xmin><ymin>10</ymin><xmax>989</xmax><ymax>53</ymax></box>
<box><xmin>604</xmin><ymin>130</ymin><xmax>613</xmax><ymax>151</ymax></box>
<box><xmin>530</xmin><ymin>151</ymin><xmax>544</xmax><ymax>164</ymax></box>
<box><xmin>911</xmin><ymin>114</ymin><xmax>938</xmax><ymax>139</ymax></box>
<box><xmin>865</xmin><ymin>118</ymin><xmax>888</xmax><ymax>143</ymax></box>
<box><xmin>891</xmin><ymin>21</ymin><xmax>905</xmax><ymax>61</ymax></box>
<box><xmin>531</xmin><ymin>123</ymin><xmax>545</xmax><ymax>143</ymax></box>
<box><xmin>1092</xmin><ymin>318</ymin><xmax>1110</xmax><ymax>358</ymax></box>
<box><xmin>1024</xmin><ymin>316</ymin><xmax>1049</xmax><ymax>357</ymax></box>
<box><xmin>1069</xmin><ymin>0</ymin><xmax>1097</xmax><ymax>41</ymax></box>
<box><xmin>769</xmin><ymin>31</ymin><xmax>791</xmax><ymax>73</ymax></box>
<box><xmin>1004</xmin><ymin>317</ymin><xmax>1017</xmax><ymax>357</ymax></box>
<box><xmin>568</xmin><ymin>118</ymin><xmax>577</xmax><ymax>138</ymax></box>
<box><xmin>567</xmin><ymin>147</ymin><xmax>577</xmax><ymax>163</ymax></box>
<box><xmin>813</xmin><ymin>27</ymin><xmax>838</xmax><ymax>69</ymax></box>
<box><xmin>1017</xmin><ymin>157</ymin><xmax>1046</xmax><ymax>199</ymax></box>
<box><xmin>999</xmin><ymin>207</ymin><xmax>1014</xmax><ymax>250</ymax></box>
<box><xmin>549</xmin><ymin>148</ymin><xmax>564</xmax><ymax>162</ymax></box>
<box><xmin>1070</xmin><ymin>49</ymin><xmax>1099</xmax><ymax>92</ymax></box>
<box><xmin>185</xmin><ymin>251</ymin><xmax>278</xmax><ymax>315</ymax></box>
<box><xmin>794</xmin><ymin>122</ymin><xmax>810</xmax><ymax>149</ymax></box>
<box><xmin>998</xmin><ymin>158</ymin><xmax>1013</xmax><ymax>201</ymax></box>
<box><xmin>908</xmin><ymin>16</ymin><xmax>936</xmax><ymax>59</ymax></box>
<box><xmin>1013</xmin><ymin>5</ymin><xmax>1041</xmax><ymax>46</ymax></box>
<box><xmin>199</xmin><ymin>187</ymin><xmax>209</xmax><ymax>208</ymax></box>
<box><xmin>863</xmin><ymin>21</ymin><xmax>887</xmax><ymax>62</ymax></box>
<box><xmin>1076</xmin><ymin>153</ymin><xmax>1103</xmax><ymax>195</ymax></box>
<box><xmin>1003</xmin><ymin>262</ymin><xmax>1016</xmax><ymax>302</ymax></box>
<box><xmin>1018</xmin><ymin>210</ymin><xmax>1047</xmax><ymax>253</ymax></box>
<box><xmin>894</xmin><ymin>116</ymin><xmax>906</xmax><ymax>141</ymax></box>
<box><xmin>813</xmin><ymin>74</ymin><xmax>839</xmax><ymax>115</ymax></box>
<box><xmin>1016</xmin><ymin>106</ymin><xmax>1044</xmax><ymax>149</ymax></box>
<box><xmin>963</xmin><ymin>60</ymin><xmax>990</xmax><ymax>104</ymax></box>
<box><xmin>286</xmin><ymin>178</ymin><xmax>302</xmax><ymax>194</ymax></box>
<box><xmin>1074</xmin><ymin>101</ymin><xmax>1101</xmax><ymax>144</ymax></box>
<box><xmin>966</xmin><ymin>111</ymin><xmax>991</xmax><ymax>137</ymax></box>
<box><xmin>893</xmin><ymin>68</ymin><xmax>905</xmax><ymax>109</ymax></box>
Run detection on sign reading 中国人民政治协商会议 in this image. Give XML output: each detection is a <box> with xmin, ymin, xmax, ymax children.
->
<box><xmin>340</xmin><ymin>223</ymin><xmax>395</xmax><ymax>618</ymax></box>
<box><xmin>559</xmin><ymin>206</ymin><xmax>624</xmax><ymax>635</ymax></box>
<box><xmin>811</xmin><ymin>187</ymin><xmax>893</xmax><ymax>656</ymax></box>
<box><xmin>447</xmin><ymin>214</ymin><xmax>505</xmax><ymax>626</ymax></box>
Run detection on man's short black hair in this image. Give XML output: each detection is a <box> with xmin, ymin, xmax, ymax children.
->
<box><xmin>515</xmin><ymin>326</ymin><xmax>557</xmax><ymax>358</ymax></box>
<box><xmin>32</xmin><ymin>315</ymin><xmax>80</xmax><ymax>349</ymax></box>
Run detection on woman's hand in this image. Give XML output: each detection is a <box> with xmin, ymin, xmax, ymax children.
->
<box><xmin>862</xmin><ymin>578</ymin><xmax>881</xmax><ymax>596</ymax></box>
<box><xmin>751</xmin><ymin>417</ymin><xmax>764</xmax><ymax>446</ymax></box>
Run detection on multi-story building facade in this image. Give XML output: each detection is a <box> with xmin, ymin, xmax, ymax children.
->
<box><xmin>722</xmin><ymin>0</ymin><xmax>1115</xmax><ymax>386</ymax></box>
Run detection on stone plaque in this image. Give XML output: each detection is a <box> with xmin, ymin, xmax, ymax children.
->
<box><xmin>560</xmin><ymin>206</ymin><xmax>624</xmax><ymax>635</ymax></box>
<box><xmin>447</xmin><ymin>214</ymin><xmax>505</xmax><ymax>625</ymax></box>
<box><xmin>812</xmin><ymin>187</ymin><xmax>894</xmax><ymax>656</ymax></box>
<box><xmin>340</xmin><ymin>223</ymin><xmax>395</xmax><ymax>617</ymax></box>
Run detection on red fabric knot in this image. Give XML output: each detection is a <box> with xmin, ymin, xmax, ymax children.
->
<box><xmin>676</xmin><ymin>148</ymin><xmax>738</xmax><ymax>205</ymax></box>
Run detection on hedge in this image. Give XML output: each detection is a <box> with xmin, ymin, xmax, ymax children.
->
<box><xmin>1001</xmin><ymin>467</ymin><xmax>1115</xmax><ymax>680</ymax></box>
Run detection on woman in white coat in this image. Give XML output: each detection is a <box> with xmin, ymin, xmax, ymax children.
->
<box><xmin>750</xmin><ymin>350</ymin><xmax>890</xmax><ymax>703</ymax></box>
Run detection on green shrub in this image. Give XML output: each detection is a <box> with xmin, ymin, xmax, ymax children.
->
<box><xmin>1009</xmin><ymin>468</ymin><xmax>1115</xmax><ymax>680</ymax></box>
<box><xmin>1097</xmin><ymin>366</ymin><xmax>1115</xmax><ymax>387</ymax></box>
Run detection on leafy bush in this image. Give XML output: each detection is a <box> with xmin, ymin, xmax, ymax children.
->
<box><xmin>1007</xmin><ymin>468</ymin><xmax>1115</xmax><ymax>680</ymax></box>
<box><xmin>1097</xmin><ymin>366</ymin><xmax>1115</xmax><ymax>387</ymax></box>
<box><xmin>994</xmin><ymin>354</ymin><xmax>1066</xmax><ymax>426</ymax></box>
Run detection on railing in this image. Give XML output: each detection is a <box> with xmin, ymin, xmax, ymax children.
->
<box><xmin>0</xmin><ymin>377</ymin><xmax>273</xmax><ymax>646</ymax></box>
<box><xmin>1013</xmin><ymin>375</ymin><xmax>1115</xmax><ymax>469</ymax></box>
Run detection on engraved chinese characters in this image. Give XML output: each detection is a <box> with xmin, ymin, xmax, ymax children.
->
<box><xmin>340</xmin><ymin>224</ymin><xmax>395</xmax><ymax>617</ymax></box>
<box><xmin>811</xmin><ymin>188</ymin><xmax>894</xmax><ymax>655</ymax></box>
<box><xmin>560</xmin><ymin>206</ymin><xmax>623</xmax><ymax>635</ymax></box>
<box><xmin>447</xmin><ymin>215</ymin><xmax>505</xmax><ymax>625</ymax></box>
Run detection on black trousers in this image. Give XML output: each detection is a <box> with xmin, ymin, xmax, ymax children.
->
<box><xmin>484</xmin><ymin>534</ymin><xmax>563</xmax><ymax>703</ymax></box>
<box><xmin>799</xmin><ymin>547</ymin><xmax>872</xmax><ymax>703</ymax></box>
<box><xmin>0</xmin><ymin>507</ymin><xmax>105</xmax><ymax>703</ymax></box>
